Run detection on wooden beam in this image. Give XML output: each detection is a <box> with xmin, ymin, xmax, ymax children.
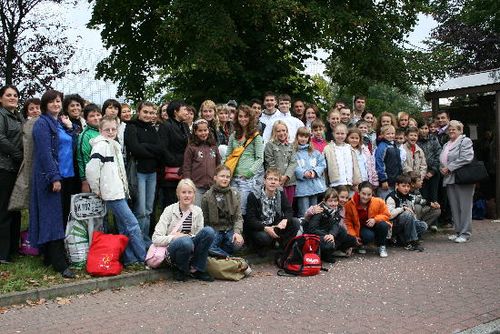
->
<box><xmin>496</xmin><ymin>90</ymin><xmax>500</xmax><ymax>219</ymax></box>
<box><xmin>425</xmin><ymin>83</ymin><xmax>500</xmax><ymax>100</ymax></box>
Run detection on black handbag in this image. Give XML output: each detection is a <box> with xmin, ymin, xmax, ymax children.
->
<box><xmin>453</xmin><ymin>138</ymin><xmax>489</xmax><ymax>185</ymax></box>
<box><xmin>454</xmin><ymin>160</ymin><xmax>488</xmax><ymax>184</ymax></box>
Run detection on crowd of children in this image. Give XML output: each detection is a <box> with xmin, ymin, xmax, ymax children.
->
<box><xmin>1</xmin><ymin>86</ymin><xmax>476</xmax><ymax>282</ymax></box>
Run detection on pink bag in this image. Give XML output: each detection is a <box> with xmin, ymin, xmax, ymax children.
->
<box><xmin>145</xmin><ymin>208</ymin><xmax>192</xmax><ymax>268</ymax></box>
<box><xmin>19</xmin><ymin>230</ymin><xmax>39</xmax><ymax>256</ymax></box>
<box><xmin>145</xmin><ymin>245</ymin><xmax>167</xmax><ymax>268</ymax></box>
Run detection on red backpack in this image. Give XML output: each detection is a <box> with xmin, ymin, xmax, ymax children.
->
<box><xmin>277</xmin><ymin>234</ymin><xmax>322</xmax><ymax>276</ymax></box>
<box><xmin>86</xmin><ymin>231</ymin><xmax>128</xmax><ymax>276</ymax></box>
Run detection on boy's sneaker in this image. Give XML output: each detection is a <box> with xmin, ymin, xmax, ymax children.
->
<box><xmin>429</xmin><ymin>225</ymin><xmax>438</xmax><ymax>233</ymax></box>
<box><xmin>405</xmin><ymin>241</ymin><xmax>425</xmax><ymax>252</ymax></box>
<box><xmin>332</xmin><ymin>250</ymin><xmax>348</xmax><ymax>257</ymax></box>
<box><xmin>448</xmin><ymin>234</ymin><xmax>459</xmax><ymax>241</ymax></box>
<box><xmin>378</xmin><ymin>246</ymin><xmax>388</xmax><ymax>258</ymax></box>
<box><xmin>454</xmin><ymin>235</ymin><xmax>469</xmax><ymax>243</ymax></box>
<box><xmin>357</xmin><ymin>247</ymin><xmax>367</xmax><ymax>254</ymax></box>
<box><xmin>190</xmin><ymin>270</ymin><xmax>214</xmax><ymax>282</ymax></box>
<box><xmin>404</xmin><ymin>243</ymin><xmax>416</xmax><ymax>251</ymax></box>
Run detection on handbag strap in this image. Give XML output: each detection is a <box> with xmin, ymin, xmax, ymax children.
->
<box><xmin>169</xmin><ymin>206</ymin><xmax>192</xmax><ymax>235</ymax></box>
<box><xmin>242</xmin><ymin>131</ymin><xmax>258</xmax><ymax>149</ymax></box>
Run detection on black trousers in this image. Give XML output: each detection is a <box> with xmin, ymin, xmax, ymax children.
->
<box><xmin>0</xmin><ymin>169</ymin><xmax>21</xmax><ymax>261</ymax></box>
<box><xmin>247</xmin><ymin>218</ymin><xmax>300</xmax><ymax>250</ymax></box>
<box><xmin>42</xmin><ymin>239</ymin><xmax>69</xmax><ymax>273</ymax></box>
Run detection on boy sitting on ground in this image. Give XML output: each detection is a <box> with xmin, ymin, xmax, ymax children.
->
<box><xmin>385</xmin><ymin>174</ymin><xmax>427</xmax><ymax>252</ymax></box>
<box><xmin>408</xmin><ymin>172</ymin><xmax>441</xmax><ymax>232</ymax></box>
<box><xmin>244</xmin><ymin>168</ymin><xmax>300</xmax><ymax>257</ymax></box>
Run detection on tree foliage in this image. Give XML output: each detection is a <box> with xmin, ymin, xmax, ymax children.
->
<box><xmin>0</xmin><ymin>0</ymin><xmax>78</xmax><ymax>97</ymax></box>
<box><xmin>89</xmin><ymin>0</ymin><xmax>326</xmax><ymax>104</ymax></box>
<box><xmin>427</xmin><ymin>0</ymin><xmax>500</xmax><ymax>75</ymax></box>
<box><xmin>89</xmin><ymin>0</ymin><xmax>432</xmax><ymax>105</ymax></box>
<box><xmin>322</xmin><ymin>0</ymin><xmax>432</xmax><ymax>97</ymax></box>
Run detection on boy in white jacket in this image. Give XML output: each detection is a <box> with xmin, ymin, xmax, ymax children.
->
<box><xmin>86</xmin><ymin>117</ymin><xmax>146</xmax><ymax>266</ymax></box>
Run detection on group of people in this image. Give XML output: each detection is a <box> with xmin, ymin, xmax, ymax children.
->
<box><xmin>0</xmin><ymin>86</ymin><xmax>477</xmax><ymax>282</ymax></box>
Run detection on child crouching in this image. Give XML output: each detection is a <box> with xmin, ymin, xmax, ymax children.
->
<box><xmin>385</xmin><ymin>175</ymin><xmax>428</xmax><ymax>251</ymax></box>
<box><xmin>303</xmin><ymin>188</ymin><xmax>358</xmax><ymax>262</ymax></box>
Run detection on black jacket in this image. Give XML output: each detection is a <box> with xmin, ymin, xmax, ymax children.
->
<box><xmin>245</xmin><ymin>190</ymin><xmax>293</xmax><ymax>232</ymax></box>
<box><xmin>303</xmin><ymin>209</ymin><xmax>343</xmax><ymax>237</ymax></box>
<box><xmin>160</xmin><ymin>118</ymin><xmax>189</xmax><ymax>167</ymax></box>
<box><xmin>124</xmin><ymin>119</ymin><xmax>163</xmax><ymax>173</ymax></box>
<box><xmin>0</xmin><ymin>107</ymin><xmax>23</xmax><ymax>172</ymax></box>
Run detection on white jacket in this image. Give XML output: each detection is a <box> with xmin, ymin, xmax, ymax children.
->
<box><xmin>86</xmin><ymin>135</ymin><xmax>129</xmax><ymax>201</ymax></box>
<box><xmin>152</xmin><ymin>204</ymin><xmax>204</xmax><ymax>246</ymax></box>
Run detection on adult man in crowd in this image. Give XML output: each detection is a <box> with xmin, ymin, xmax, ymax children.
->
<box><xmin>352</xmin><ymin>95</ymin><xmax>366</xmax><ymax>124</ymax></box>
<box><xmin>436</xmin><ymin>110</ymin><xmax>450</xmax><ymax>146</ymax></box>
<box><xmin>292</xmin><ymin>99</ymin><xmax>305</xmax><ymax>120</ymax></box>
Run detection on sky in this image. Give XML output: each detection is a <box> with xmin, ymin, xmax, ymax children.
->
<box><xmin>54</xmin><ymin>2</ymin><xmax>438</xmax><ymax>103</ymax></box>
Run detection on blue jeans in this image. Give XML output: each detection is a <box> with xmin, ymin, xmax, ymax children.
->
<box><xmin>134</xmin><ymin>172</ymin><xmax>156</xmax><ymax>247</ymax></box>
<box><xmin>296</xmin><ymin>195</ymin><xmax>318</xmax><ymax>218</ymax></box>
<box><xmin>392</xmin><ymin>211</ymin><xmax>428</xmax><ymax>243</ymax></box>
<box><xmin>106</xmin><ymin>199</ymin><xmax>147</xmax><ymax>265</ymax></box>
<box><xmin>231</xmin><ymin>174</ymin><xmax>262</xmax><ymax>215</ymax></box>
<box><xmin>167</xmin><ymin>227</ymin><xmax>215</xmax><ymax>273</ymax></box>
<box><xmin>360</xmin><ymin>221</ymin><xmax>390</xmax><ymax>247</ymax></box>
<box><xmin>209</xmin><ymin>229</ymin><xmax>242</xmax><ymax>258</ymax></box>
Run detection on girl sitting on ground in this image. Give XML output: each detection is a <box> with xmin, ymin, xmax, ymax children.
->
<box><xmin>152</xmin><ymin>178</ymin><xmax>215</xmax><ymax>282</ymax></box>
<box><xmin>303</xmin><ymin>188</ymin><xmax>358</xmax><ymax>262</ymax></box>
<box><xmin>201</xmin><ymin>165</ymin><xmax>244</xmax><ymax>257</ymax></box>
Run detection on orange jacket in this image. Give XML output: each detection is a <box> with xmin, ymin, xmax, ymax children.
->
<box><xmin>344</xmin><ymin>195</ymin><xmax>391</xmax><ymax>238</ymax></box>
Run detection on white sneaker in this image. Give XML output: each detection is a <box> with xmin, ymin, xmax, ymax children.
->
<box><xmin>379</xmin><ymin>246</ymin><xmax>388</xmax><ymax>258</ymax></box>
<box><xmin>454</xmin><ymin>235</ymin><xmax>469</xmax><ymax>243</ymax></box>
<box><xmin>448</xmin><ymin>234</ymin><xmax>458</xmax><ymax>241</ymax></box>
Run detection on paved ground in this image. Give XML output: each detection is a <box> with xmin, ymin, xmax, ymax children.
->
<box><xmin>1</xmin><ymin>220</ymin><xmax>499</xmax><ymax>334</ymax></box>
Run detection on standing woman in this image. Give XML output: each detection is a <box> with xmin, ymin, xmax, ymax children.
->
<box><xmin>0</xmin><ymin>85</ymin><xmax>23</xmax><ymax>264</ymax></box>
<box><xmin>63</xmin><ymin>94</ymin><xmax>86</xmax><ymax>134</ymax></box>
<box><xmin>125</xmin><ymin>101</ymin><xmax>164</xmax><ymax>247</ymax></box>
<box><xmin>29</xmin><ymin>89</ymin><xmax>76</xmax><ymax>278</ymax></box>
<box><xmin>224</xmin><ymin>105</ymin><xmax>264</xmax><ymax>215</ymax></box>
<box><xmin>159</xmin><ymin>100</ymin><xmax>190</xmax><ymax>209</ymax></box>
<box><xmin>440</xmin><ymin>120</ymin><xmax>475</xmax><ymax>243</ymax></box>
<box><xmin>198</xmin><ymin>100</ymin><xmax>220</xmax><ymax>144</ymax></box>
<box><xmin>62</xmin><ymin>94</ymin><xmax>86</xmax><ymax>197</ymax></box>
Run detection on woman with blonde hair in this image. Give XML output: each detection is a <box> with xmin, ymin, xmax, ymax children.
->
<box><xmin>264</xmin><ymin>120</ymin><xmax>297</xmax><ymax>204</ymax></box>
<box><xmin>152</xmin><ymin>178</ymin><xmax>215</xmax><ymax>281</ymax></box>
<box><xmin>199</xmin><ymin>100</ymin><xmax>220</xmax><ymax>145</ymax></box>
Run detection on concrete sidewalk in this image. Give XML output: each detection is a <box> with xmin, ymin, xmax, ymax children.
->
<box><xmin>1</xmin><ymin>219</ymin><xmax>499</xmax><ymax>333</ymax></box>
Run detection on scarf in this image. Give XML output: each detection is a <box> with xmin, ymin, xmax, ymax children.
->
<box><xmin>206</xmin><ymin>184</ymin><xmax>238</xmax><ymax>224</ymax></box>
<box><xmin>258</xmin><ymin>187</ymin><xmax>281</xmax><ymax>226</ymax></box>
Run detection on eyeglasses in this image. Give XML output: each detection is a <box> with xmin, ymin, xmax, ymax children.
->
<box><xmin>102</xmin><ymin>128</ymin><xmax>118</xmax><ymax>133</ymax></box>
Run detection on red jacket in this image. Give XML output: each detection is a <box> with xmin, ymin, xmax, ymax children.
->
<box><xmin>344</xmin><ymin>193</ymin><xmax>391</xmax><ymax>238</ymax></box>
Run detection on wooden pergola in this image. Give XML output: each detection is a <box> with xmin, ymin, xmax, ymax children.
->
<box><xmin>425</xmin><ymin>68</ymin><xmax>500</xmax><ymax>218</ymax></box>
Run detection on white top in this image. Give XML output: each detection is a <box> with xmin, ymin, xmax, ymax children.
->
<box><xmin>330</xmin><ymin>143</ymin><xmax>353</xmax><ymax>187</ymax></box>
<box><xmin>262</xmin><ymin>111</ymin><xmax>304</xmax><ymax>143</ymax></box>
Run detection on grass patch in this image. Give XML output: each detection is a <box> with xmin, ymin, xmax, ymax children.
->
<box><xmin>3</xmin><ymin>208</ymin><xmax>145</xmax><ymax>294</ymax></box>
<box><xmin>0</xmin><ymin>255</ymin><xmax>147</xmax><ymax>295</ymax></box>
